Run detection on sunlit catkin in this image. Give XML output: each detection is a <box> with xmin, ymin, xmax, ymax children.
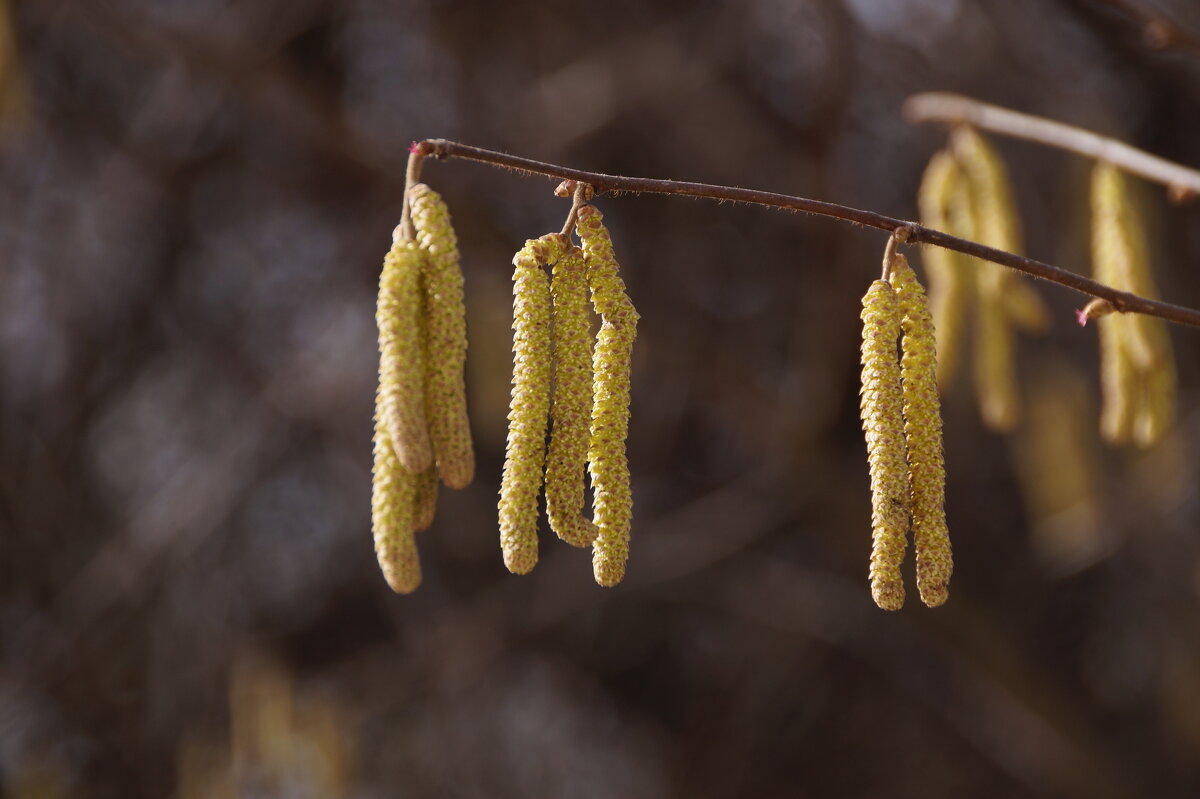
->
<box><xmin>576</xmin><ymin>205</ymin><xmax>639</xmax><ymax>587</ymax></box>
<box><xmin>860</xmin><ymin>279</ymin><xmax>909</xmax><ymax>611</ymax></box>
<box><xmin>499</xmin><ymin>235</ymin><xmax>563</xmax><ymax>574</ymax></box>
<box><xmin>1090</xmin><ymin>162</ymin><xmax>1176</xmax><ymax>447</ymax></box>
<box><xmin>413</xmin><ymin>466</ymin><xmax>439</xmax><ymax>533</ymax></box>
<box><xmin>376</xmin><ymin>233</ymin><xmax>433</xmax><ymax>472</ymax></box>
<box><xmin>546</xmin><ymin>244</ymin><xmax>600</xmax><ymax>548</ymax></box>
<box><xmin>372</xmin><ymin>402</ymin><xmax>422</xmax><ymax>593</ymax></box>
<box><xmin>891</xmin><ymin>255</ymin><xmax>951</xmax><ymax>607</ymax></box>
<box><xmin>409</xmin><ymin>183</ymin><xmax>475</xmax><ymax>489</ymax></box>
<box><xmin>953</xmin><ymin>125</ymin><xmax>1047</xmax><ymax>431</ymax></box>
<box><xmin>917</xmin><ymin>149</ymin><xmax>973</xmax><ymax>388</ymax></box>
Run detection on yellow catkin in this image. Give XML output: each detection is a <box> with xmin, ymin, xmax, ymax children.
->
<box><xmin>1090</xmin><ymin>162</ymin><xmax>1176</xmax><ymax>447</ymax></box>
<box><xmin>372</xmin><ymin>400</ymin><xmax>422</xmax><ymax>594</ymax></box>
<box><xmin>546</xmin><ymin>244</ymin><xmax>600</xmax><ymax>548</ymax></box>
<box><xmin>953</xmin><ymin>125</ymin><xmax>1047</xmax><ymax>431</ymax></box>
<box><xmin>409</xmin><ymin>183</ymin><xmax>475</xmax><ymax>489</ymax></box>
<box><xmin>891</xmin><ymin>255</ymin><xmax>952</xmax><ymax>607</ymax></box>
<box><xmin>413</xmin><ymin>466</ymin><xmax>439</xmax><ymax>533</ymax></box>
<box><xmin>376</xmin><ymin>233</ymin><xmax>433</xmax><ymax>472</ymax></box>
<box><xmin>860</xmin><ymin>279</ymin><xmax>909</xmax><ymax>611</ymax></box>
<box><xmin>499</xmin><ymin>234</ymin><xmax>563</xmax><ymax>574</ymax></box>
<box><xmin>917</xmin><ymin>149</ymin><xmax>974</xmax><ymax>389</ymax></box>
<box><xmin>576</xmin><ymin>205</ymin><xmax>639</xmax><ymax>587</ymax></box>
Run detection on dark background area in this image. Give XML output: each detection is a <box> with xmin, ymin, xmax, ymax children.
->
<box><xmin>3</xmin><ymin>0</ymin><xmax>1200</xmax><ymax>796</ymax></box>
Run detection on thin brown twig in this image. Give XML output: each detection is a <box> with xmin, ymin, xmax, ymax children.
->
<box><xmin>903</xmin><ymin>92</ymin><xmax>1200</xmax><ymax>199</ymax></box>
<box><xmin>412</xmin><ymin>138</ymin><xmax>1200</xmax><ymax>329</ymax></box>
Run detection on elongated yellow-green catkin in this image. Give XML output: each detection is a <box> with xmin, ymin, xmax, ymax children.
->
<box><xmin>413</xmin><ymin>466</ymin><xmax>439</xmax><ymax>533</ymax></box>
<box><xmin>376</xmin><ymin>234</ymin><xmax>433</xmax><ymax>472</ymax></box>
<box><xmin>372</xmin><ymin>403</ymin><xmax>421</xmax><ymax>593</ymax></box>
<box><xmin>576</xmin><ymin>205</ymin><xmax>639</xmax><ymax>587</ymax></box>
<box><xmin>860</xmin><ymin>279</ymin><xmax>909</xmax><ymax>611</ymax></box>
<box><xmin>974</xmin><ymin>295</ymin><xmax>1020</xmax><ymax>431</ymax></box>
<box><xmin>1090</xmin><ymin>162</ymin><xmax>1176</xmax><ymax>447</ymax></box>
<box><xmin>409</xmin><ymin>183</ymin><xmax>475</xmax><ymax>489</ymax></box>
<box><xmin>890</xmin><ymin>255</ymin><xmax>952</xmax><ymax>608</ymax></box>
<box><xmin>1097</xmin><ymin>320</ymin><xmax>1134</xmax><ymax>444</ymax></box>
<box><xmin>546</xmin><ymin>244</ymin><xmax>600</xmax><ymax>548</ymax></box>
<box><xmin>917</xmin><ymin>150</ymin><xmax>973</xmax><ymax>388</ymax></box>
<box><xmin>499</xmin><ymin>234</ymin><xmax>564</xmax><ymax>574</ymax></box>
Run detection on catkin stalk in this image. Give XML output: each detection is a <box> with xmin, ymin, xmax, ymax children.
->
<box><xmin>372</xmin><ymin>401</ymin><xmax>422</xmax><ymax>594</ymax></box>
<box><xmin>376</xmin><ymin>236</ymin><xmax>433</xmax><ymax>472</ymax></box>
<box><xmin>409</xmin><ymin>183</ymin><xmax>475</xmax><ymax>489</ymax></box>
<box><xmin>891</xmin><ymin>255</ymin><xmax>952</xmax><ymax>607</ymax></box>
<box><xmin>860</xmin><ymin>279</ymin><xmax>909</xmax><ymax>611</ymax></box>
<box><xmin>546</xmin><ymin>244</ymin><xmax>600</xmax><ymax>548</ymax></box>
<box><xmin>576</xmin><ymin>205</ymin><xmax>639</xmax><ymax>587</ymax></box>
<box><xmin>499</xmin><ymin>235</ymin><xmax>564</xmax><ymax>574</ymax></box>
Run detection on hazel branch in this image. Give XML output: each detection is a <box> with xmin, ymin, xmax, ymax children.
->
<box><xmin>903</xmin><ymin>92</ymin><xmax>1200</xmax><ymax>200</ymax></box>
<box><xmin>409</xmin><ymin>139</ymin><xmax>1200</xmax><ymax>329</ymax></box>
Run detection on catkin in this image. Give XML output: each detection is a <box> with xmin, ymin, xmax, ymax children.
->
<box><xmin>1090</xmin><ymin>162</ymin><xmax>1176</xmax><ymax>447</ymax></box>
<box><xmin>953</xmin><ymin>126</ymin><xmax>1048</xmax><ymax>431</ymax></box>
<box><xmin>413</xmin><ymin>466</ymin><xmax>439</xmax><ymax>533</ymax></box>
<box><xmin>546</xmin><ymin>244</ymin><xmax>600</xmax><ymax>548</ymax></box>
<box><xmin>376</xmin><ymin>234</ymin><xmax>433</xmax><ymax>472</ymax></box>
<box><xmin>917</xmin><ymin>149</ymin><xmax>973</xmax><ymax>388</ymax></box>
<box><xmin>372</xmin><ymin>399</ymin><xmax>422</xmax><ymax>594</ymax></box>
<box><xmin>409</xmin><ymin>183</ymin><xmax>475</xmax><ymax>489</ymax></box>
<box><xmin>860</xmin><ymin>279</ymin><xmax>909</xmax><ymax>611</ymax></box>
<box><xmin>891</xmin><ymin>255</ymin><xmax>952</xmax><ymax>607</ymax></box>
<box><xmin>499</xmin><ymin>234</ymin><xmax>563</xmax><ymax>574</ymax></box>
<box><xmin>576</xmin><ymin>205</ymin><xmax>639</xmax><ymax>588</ymax></box>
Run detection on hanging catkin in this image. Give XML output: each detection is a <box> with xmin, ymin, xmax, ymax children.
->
<box><xmin>890</xmin><ymin>255</ymin><xmax>952</xmax><ymax>607</ymax></box>
<box><xmin>917</xmin><ymin>149</ymin><xmax>974</xmax><ymax>389</ymax></box>
<box><xmin>499</xmin><ymin>234</ymin><xmax>563</xmax><ymax>574</ymax></box>
<box><xmin>576</xmin><ymin>205</ymin><xmax>639</xmax><ymax>588</ymax></box>
<box><xmin>372</xmin><ymin>401</ymin><xmax>422</xmax><ymax>594</ymax></box>
<box><xmin>409</xmin><ymin>183</ymin><xmax>475</xmax><ymax>489</ymax></box>
<box><xmin>413</xmin><ymin>466</ymin><xmax>439</xmax><ymax>533</ymax></box>
<box><xmin>860</xmin><ymin>279</ymin><xmax>909</xmax><ymax>611</ymax></box>
<box><xmin>376</xmin><ymin>233</ymin><xmax>433</xmax><ymax>472</ymax></box>
<box><xmin>1090</xmin><ymin>162</ymin><xmax>1176</xmax><ymax>447</ymax></box>
<box><xmin>952</xmin><ymin>126</ymin><xmax>1050</xmax><ymax>431</ymax></box>
<box><xmin>546</xmin><ymin>244</ymin><xmax>600</xmax><ymax>548</ymax></box>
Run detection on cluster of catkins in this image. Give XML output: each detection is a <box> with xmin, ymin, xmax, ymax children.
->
<box><xmin>500</xmin><ymin>205</ymin><xmax>639</xmax><ymax>587</ymax></box>
<box><xmin>917</xmin><ymin>127</ymin><xmax>1050</xmax><ymax>432</ymax></box>
<box><xmin>372</xmin><ymin>183</ymin><xmax>473</xmax><ymax>593</ymax></box>
<box><xmin>918</xmin><ymin>127</ymin><xmax>1175</xmax><ymax>447</ymax></box>
<box><xmin>1088</xmin><ymin>163</ymin><xmax>1175</xmax><ymax>447</ymax></box>
<box><xmin>372</xmin><ymin>187</ymin><xmax>639</xmax><ymax>593</ymax></box>
<box><xmin>860</xmin><ymin>249</ymin><xmax>951</xmax><ymax>611</ymax></box>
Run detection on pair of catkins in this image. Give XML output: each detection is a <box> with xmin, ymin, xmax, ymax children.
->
<box><xmin>372</xmin><ymin>184</ymin><xmax>473</xmax><ymax>593</ymax></box>
<box><xmin>500</xmin><ymin>205</ymin><xmax>639</xmax><ymax>587</ymax></box>
<box><xmin>860</xmin><ymin>249</ymin><xmax>951</xmax><ymax>610</ymax></box>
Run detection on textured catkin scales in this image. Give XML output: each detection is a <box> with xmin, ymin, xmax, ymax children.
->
<box><xmin>891</xmin><ymin>256</ymin><xmax>952</xmax><ymax>607</ymax></box>
<box><xmin>1090</xmin><ymin>162</ymin><xmax>1176</xmax><ymax>447</ymax></box>
<box><xmin>546</xmin><ymin>245</ymin><xmax>600</xmax><ymax>548</ymax></box>
<box><xmin>499</xmin><ymin>235</ymin><xmax>563</xmax><ymax>574</ymax></box>
<box><xmin>376</xmin><ymin>235</ymin><xmax>433</xmax><ymax>472</ymax></box>
<box><xmin>409</xmin><ymin>183</ymin><xmax>475</xmax><ymax>489</ymax></box>
<box><xmin>917</xmin><ymin>150</ymin><xmax>973</xmax><ymax>388</ymax></box>
<box><xmin>412</xmin><ymin>466</ymin><xmax>439</xmax><ymax>533</ymax></box>
<box><xmin>860</xmin><ymin>280</ymin><xmax>909</xmax><ymax>611</ymax></box>
<box><xmin>372</xmin><ymin>401</ymin><xmax>422</xmax><ymax>594</ymax></box>
<box><xmin>576</xmin><ymin>205</ymin><xmax>639</xmax><ymax>587</ymax></box>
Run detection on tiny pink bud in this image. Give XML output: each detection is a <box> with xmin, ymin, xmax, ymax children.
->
<box><xmin>1076</xmin><ymin>308</ymin><xmax>1089</xmax><ymax>327</ymax></box>
<box><xmin>409</xmin><ymin>141</ymin><xmax>421</xmax><ymax>154</ymax></box>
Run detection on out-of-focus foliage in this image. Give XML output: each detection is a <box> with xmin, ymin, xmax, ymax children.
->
<box><xmin>1</xmin><ymin>1</ymin><xmax>1200</xmax><ymax>796</ymax></box>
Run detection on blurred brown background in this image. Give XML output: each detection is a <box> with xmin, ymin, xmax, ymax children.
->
<box><xmin>2</xmin><ymin>0</ymin><xmax>1200</xmax><ymax>796</ymax></box>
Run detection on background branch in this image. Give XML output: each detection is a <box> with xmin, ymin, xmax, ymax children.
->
<box><xmin>414</xmin><ymin>138</ymin><xmax>1200</xmax><ymax>329</ymax></box>
<box><xmin>903</xmin><ymin>92</ymin><xmax>1200</xmax><ymax>199</ymax></box>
